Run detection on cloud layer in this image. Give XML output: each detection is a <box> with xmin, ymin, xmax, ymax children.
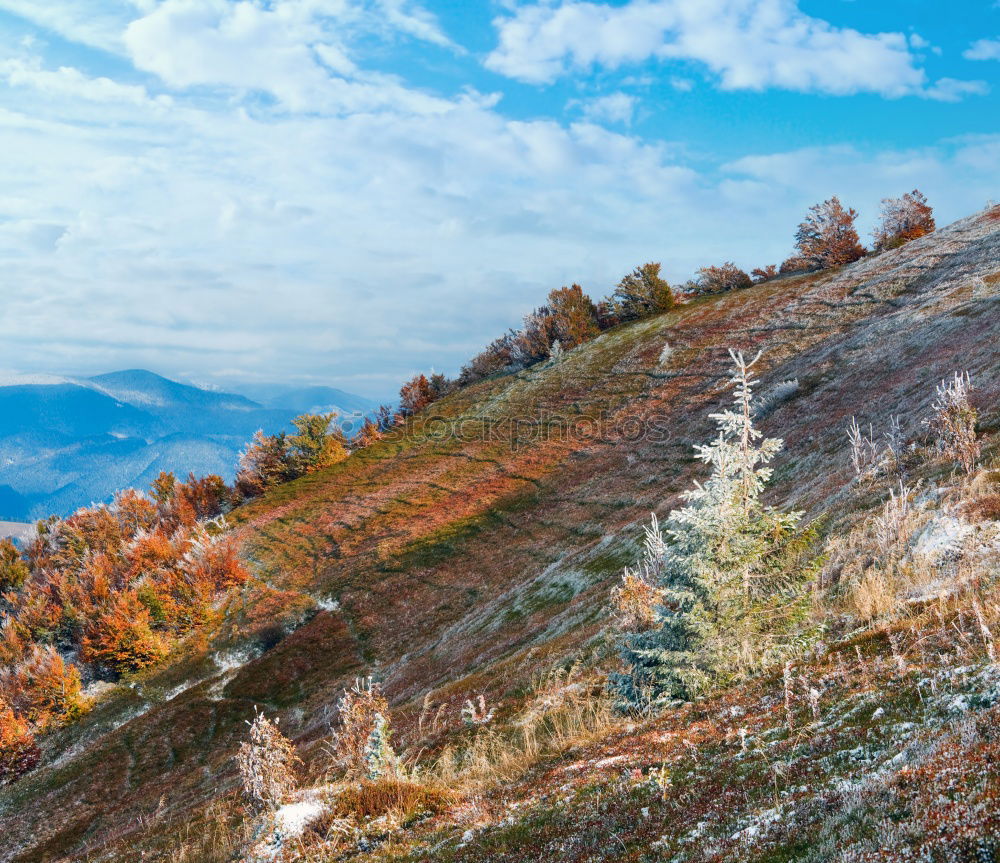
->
<box><xmin>486</xmin><ymin>0</ymin><xmax>974</xmax><ymax>99</ymax></box>
<box><xmin>0</xmin><ymin>0</ymin><xmax>996</xmax><ymax>398</ymax></box>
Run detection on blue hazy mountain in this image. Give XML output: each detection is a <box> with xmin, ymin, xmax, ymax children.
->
<box><xmin>0</xmin><ymin>371</ymin><xmax>373</xmax><ymax>521</ymax></box>
<box><xmin>236</xmin><ymin>383</ymin><xmax>379</xmax><ymax>417</ymax></box>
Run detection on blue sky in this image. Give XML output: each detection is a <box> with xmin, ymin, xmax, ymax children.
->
<box><xmin>0</xmin><ymin>0</ymin><xmax>997</xmax><ymax>400</ymax></box>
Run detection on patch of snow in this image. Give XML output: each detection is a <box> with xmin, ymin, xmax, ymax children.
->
<box><xmin>246</xmin><ymin>793</ymin><xmax>328</xmax><ymax>863</ymax></box>
<box><xmin>948</xmin><ymin>695</ymin><xmax>972</xmax><ymax>714</ymax></box>
<box><xmin>0</xmin><ymin>372</ymin><xmax>76</xmax><ymax>386</ymax></box>
<box><xmin>592</xmin><ymin>754</ymin><xmax>628</xmax><ymax>768</ymax></box>
<box><xmin>315</xmin><ymin>595</ymin><xmax>340</xmax><ymax>612</ymax></box>
<box><xmin>83</xmin><ymin>680</ymin><xmax>118</xmax><ymax>700</ymax></box>
<box><xmin>161</xmin><ymin>679</ymin><xmax>201</xmax><ymax>703</ymax></box>
<box><xmin>911</xmin><ymin>516</ymin><xmax>973</xmax><ymax>565</ymax></box>
<box><xmin>274</xmin><ymin>796</ymin><xmax>325</xmax><ymax>836</ymax></box>
<box><xmin>213</xmin><ymin>648</ymin><xmax>256</xmax><ymax>672</ymax></box>
<box><xmin>728</xmin><ymin>805</ymin><xmax>783</xmax><ymax>842</ymax></box>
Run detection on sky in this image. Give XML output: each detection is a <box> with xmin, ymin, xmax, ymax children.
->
<box><xmin>0</xmin><ymin>0</ymin><xmax>997</xmax><ymax>400</ymax></box>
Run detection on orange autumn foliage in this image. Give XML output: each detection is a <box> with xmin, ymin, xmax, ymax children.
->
<box><xmin>81</xmin><ymin>591</ymin><xmax>170</xmax><ymax>673</ymax></box>
<box><xmin>1</xmin><ymin>470</ymin><xmax>251</xmax><ymax>780</ymax></box>
<box><xmin>873</xmin><ymin>189</ymin><xmax>935</xmax><ymax>251</ymax></box>
<box><xmin>794</xmin><ymin>196</ymin><xmax>865</xmax><ymax>269</ymax></box>
<box><xmin>0</xmin><ymin>646</ymin><xmax>85</xmax><ymax>728</ymax></box>
<box><xmin>0</xmin><ymin>702</ymin><xmax>39</xmax><ymax>785</ymax></box>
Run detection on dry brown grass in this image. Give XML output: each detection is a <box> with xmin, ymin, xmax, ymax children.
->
<box><xmin>330</xmin><ymin>775</ymin><xmax>453</xmax><ymax>821</ymax></box>
<box><xmin>961</xmin><ymin>493</ymin><xmax>1000</xmax><ymax>523</ymax></box>
<box><xmin>429</xmin><ymin>664</ymin><xmax>616</xmax><ymax>792</ymax></box>
<box><xmin>823</xmin><ymin>484</ymin><xmax>933</xmax><ymax>622</ymax></box>
<box><xmin>166</xmin><ymin>799</ymin><xmax>251</xmax><ymax>863</ymax></box>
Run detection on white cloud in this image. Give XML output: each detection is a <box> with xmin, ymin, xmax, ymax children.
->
<box><xmin>0</xmin><ymin>0</ymin><xmax>136</xmax><ymax>51</ymax></box>
<box><xmin>923</xmin><ymin>77</ymin><xmax>989</xmax><ymax>102</ymax></box>
<box><xmin>0</xmin><ymin>57</ymin><xmax>168</xmax><ymax>106</ymax></box>
<box><xmin>2</xmin><ymin>42</ymin><xmax>996</xmax><ymax>397</ymax></box>
<box><xmin>0</xmin><ymin>1</ymin><xmax>996</xmax><ymax>399</ymax></box>
<box><xmin>122</xmin><ymin>0</ymin><xmax>462</xmax><ymax>114</ymax></box>
<box><xmin>486</xmin><ymin>0</ymin><xmax>981</xmax><ymax>100</ymax></box>
<box><xmin>577</xmin><ymin>92</ymin><xmax>637</xmax><ymax>124</ymax></box>
<box><xmin>123</xmin><ymin>0</ymin><xmax>339</xmax><ymax>110</ymax></box>
<box><xmin>964</xmin><ymin>38</ymin><xmax>1000</xmax><ymax>61</ymax></box>
<box><xmin>721</xmin><ymin>142</ymin><xmax>998</xmax><ymax>242</ymax></box>
<box><xmin>372</xmin><ymin>0</ymin><xmax>459</xmax><ymax>50</ymax></box>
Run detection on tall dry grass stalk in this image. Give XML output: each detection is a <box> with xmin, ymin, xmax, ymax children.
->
<box><xmin>166</xmin><ymin>800</ymin><xmax>251</xmax><ymax>863</ymax></box>
<box><xmin>428</xmin><ymin>663</ymin><xmax>615</xmax><ymax>793</ymax></box>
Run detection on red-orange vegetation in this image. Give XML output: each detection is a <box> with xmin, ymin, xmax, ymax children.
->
<box><xmin>399</xmin><ymin>373</ymin><xmax>435</xmax><ymax>417</ymax></box>
<box><xmin>81</xmin><ymin>590</ymin><xmax>170</xmax><ymax>673</ymax></box>
<box><xmin>177</xmin><ymin>474</ymin><xmax>229</xmax><ymax>522</ymax></box>
<box><xmin>184</xmin><ymin>535</ymin><xmax>250</xmax><ymax>591</ymax></box>
<box><xmin>794</xmin><ymin>196</ymin><xmax>865</xmax><ymax>268</ymax></box>
<box><xmin>751</xmin><ymin>264</ymin><xmax>778</xmax><ymax>283</ymax></box>
<box><xmin>546</xmin><ymin>284</ymin><xmax>600</xmax><ymax>348</ymax></box>
<box><xmin>695</xmin><ymin>262</ymin><xmax>752</xmax><ymax>294</ymax></box>
<box><xmin>873</xmin><ymin>189</ymin><xmax>935</xmax><ymax>250</ymax></box>
<box><xmin>0</xmin><ymin>701</ymin><xmax>39</xmax><ymax>784</ymax></box>
<box><xmin>1</xmin><ymin>646</ymin><xmax>85</xmax><ymax>728</ymax></box>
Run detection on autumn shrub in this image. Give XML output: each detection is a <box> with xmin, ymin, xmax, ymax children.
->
<box><xmin>0</xmin><ymin>702</ymin><xmax>39</xmax><ymax>784</ymax></box>
<box><xmin>176</xmin><ymin>474</ymin><xmax>229</xmax><ymax>521</ymax></box>
<box><xmin>751</xmin><ymin>264</ymin><xmax>778</xmax><ymax>283</ymax></box>
<box><xmin>81</xmin><ymin>591</ymin><xmax>170</xmax><ymax>673</ymax></box>
<box><xmin>235</xmin><ymin>431</ymin><xmax>293</xmax><ymax>499</ymax></box>
<box><xmin>123</xmin><ymin>528</ymin><xmax>177</xmax><ymax>583</ymax></box>
<box><xmin>457</xmin><ymin>331</ymin><xmax>521</xmax><ymax>386</ymax></box>
<box><xmin>398</xmin><ymin>374</ymin><xmax>435</xmax><ymax>418</ymax></box>
<box><xmin>610</xmin><ymin>262</ymin><xmax>674</xmax><ymax>321</ymax></box>
<box><xmin>288</xmin><ymin>413</ymin><xmax>349</xmax><ymax>473</ymax></box>
<box><xmin>183</xmin><ymin>534</ymin><xmax>250</xmax><ymax>591</ymax></box>
<box><xmin>694</xmin><ymin>262</ymin><xmax>752</xmax><ymax>294</ymax></box>
<box><xmin>779</xmin><ymin>254</ymin><xmax>816</xmax><ymax>275</ymax></box>
<box><xmin>0</xmin><ymin>539</ymin><xmax>29</xmax><ymax>591</ymax></box>
<box><xmin>234</xmin><ymin>413</ymin><xmax>353</xmax><ymax>501</ymax></box>
<box><xmin>873</xmin><ymin>189</ymin><xmax>935</xmax><ymax>251</ymax></box>
<box><xmin>515</xmin><ymin>307</ymin><xmax>561</xmax><ymax>365</ymax></box>
<box><xmin>0</xmin><ymin>646</ymin><xmax>85</xmax><ymax>727</ymax></box>
<box><xmin>794</xmin><ymin>196</ymin><xmax>865</xmax><ymax>269</ymax></box>
<box><xmin>0</xmin><ymin>471</ymin><xmax>252</xmax><ymax>780</ymax></box>
<box><xmin>332</xmin><ymin>776</ymin><xmax>453</xmax><ymax>822</ymax></box>
<box><xmin>546</xmin><ymin>284</ymin><xmax>600</xmax><ymax>348</ymax></box>
<box><xmin>350</xmin><ymin>404</ymin><xmax>398</xmax><ymax>449</ymax></box>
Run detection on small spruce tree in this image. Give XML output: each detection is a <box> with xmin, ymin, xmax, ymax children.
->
<box><xmin>611</xmin><ymin>350</ymin><xmax>818</xmax><ymax>711</ymax></box>
<box><xmin>363</xmin><ymin>712</ymin><xmax>398</xmax><ymax>780</ymax></box>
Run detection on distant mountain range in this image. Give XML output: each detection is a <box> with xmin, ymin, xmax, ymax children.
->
<box><xmin>0</xmin><ymin>370</ymin><xmax>376</xmax><ymax>521</ymax></box>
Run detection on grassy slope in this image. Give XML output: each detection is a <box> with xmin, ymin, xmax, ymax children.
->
<box><xmin>1</xmin><ymin>209</ymin><xmax>998</xmax><ymax>862</ymax></box>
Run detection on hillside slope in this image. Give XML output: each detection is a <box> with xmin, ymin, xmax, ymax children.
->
<box><xmin>1</xmin><ymin>208</ymin><xmax>998</xmax><ymax>862</ymax></box>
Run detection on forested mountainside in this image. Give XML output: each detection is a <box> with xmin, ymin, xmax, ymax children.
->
<box><xmin>1</xmin><ymin>207</ymin><xmax>998</xmax><ymax>862</ymax></box>
<box><xmin>0</xmin><ymin>371</ymin><xmax>374</xmax><ymax>521</ymax></box>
